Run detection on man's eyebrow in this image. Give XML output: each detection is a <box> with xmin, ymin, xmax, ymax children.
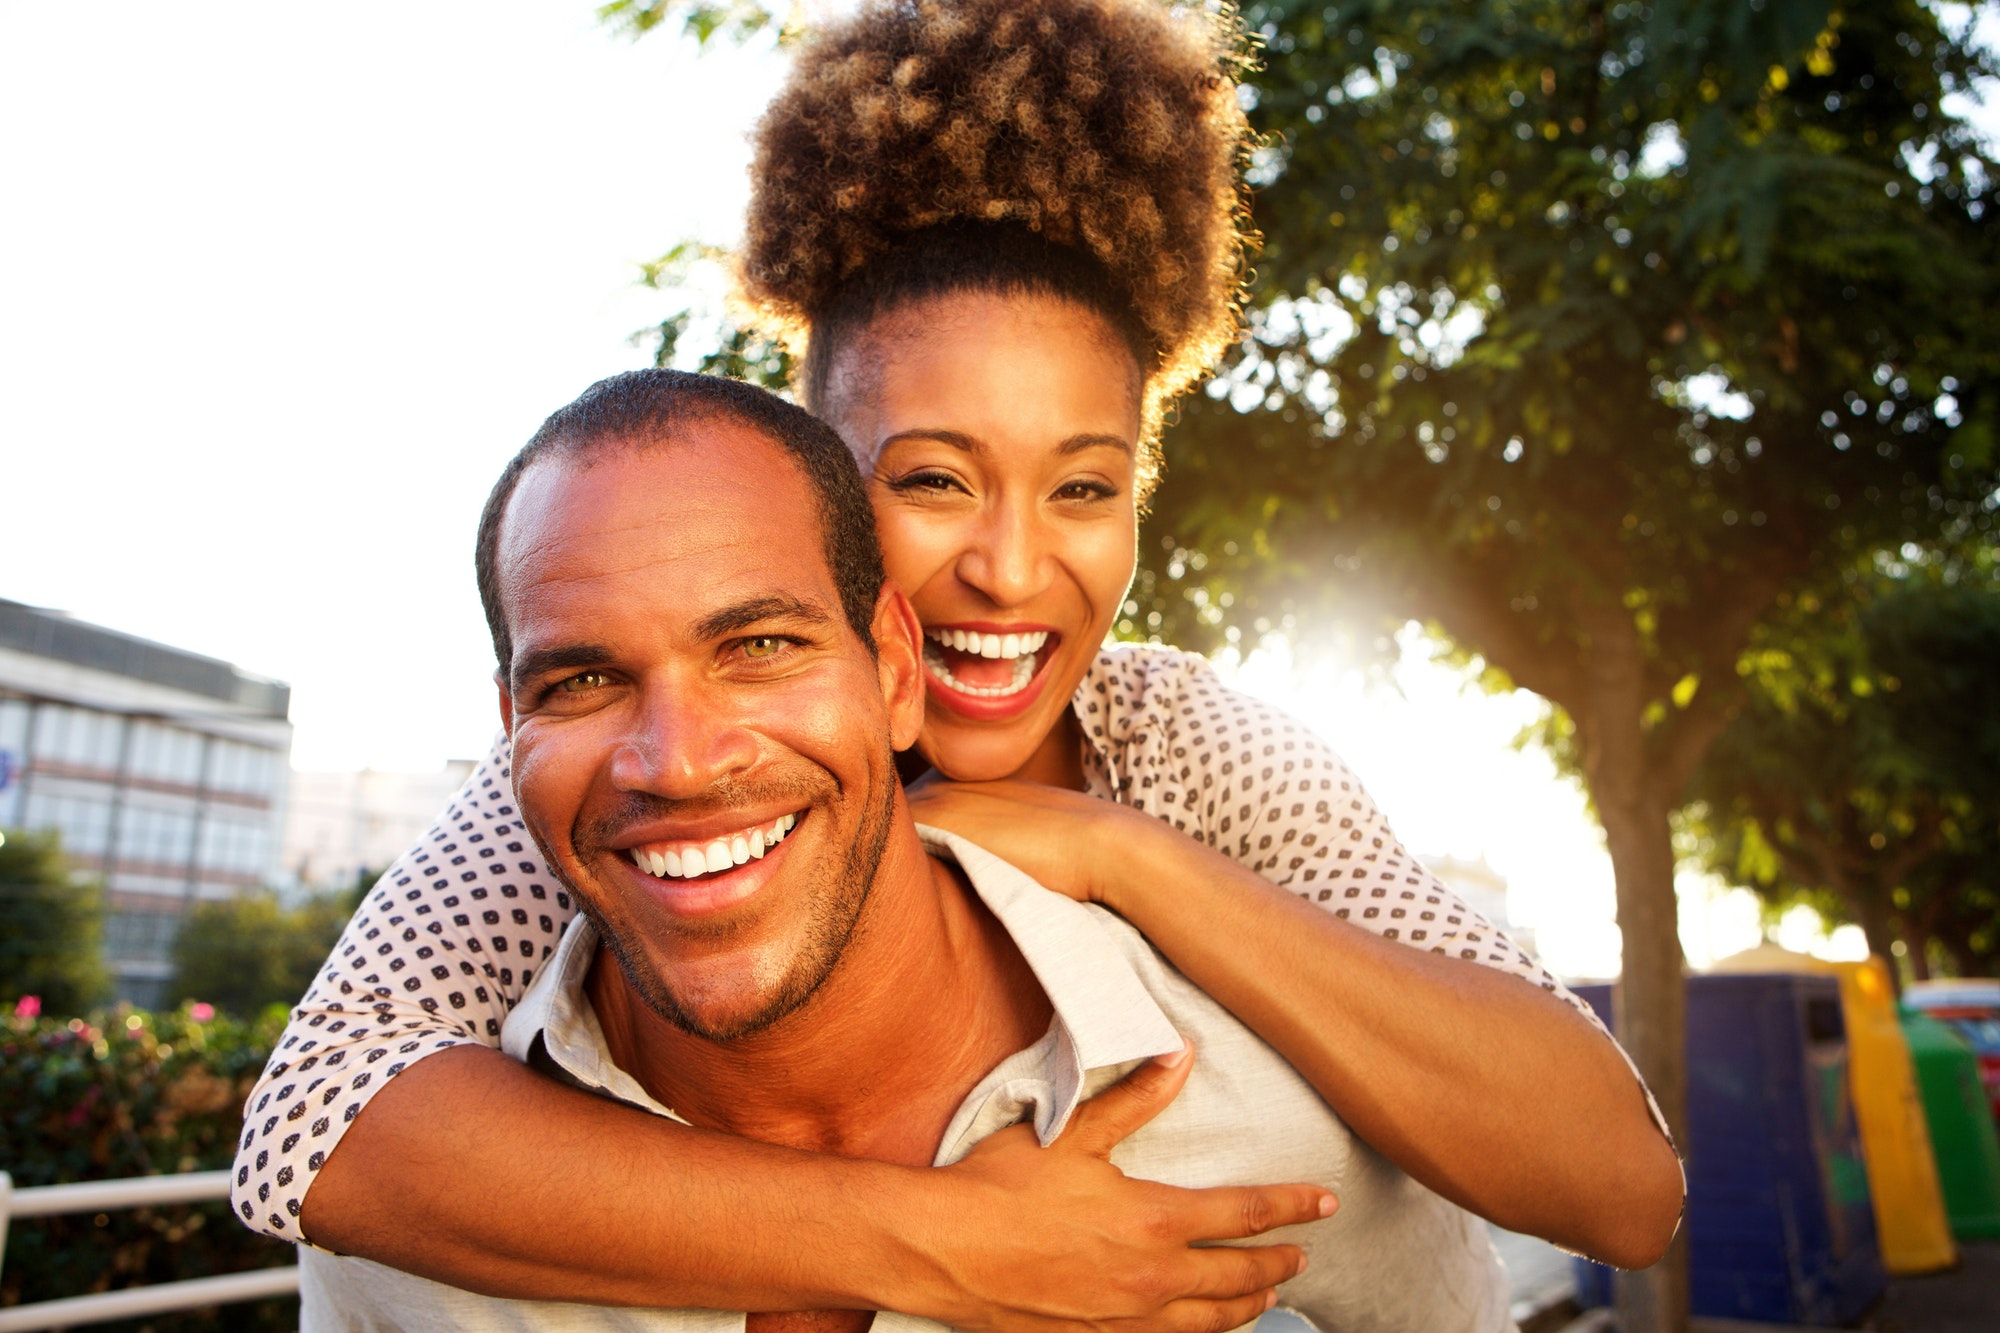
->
<box><xmin>693</xmin><ymin>595</ymin><xmax>836</xmax><ymax>641</ymax></box>
<box><xmin>510</xmin><ymin>643</ymin><xmax>613</xmax><ymax>691</ymax></box>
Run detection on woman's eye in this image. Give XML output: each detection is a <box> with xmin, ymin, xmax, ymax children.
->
<box><xmin>889</xmin><ymin>469</ymin><xmax>965</xmax><ymax>495</ymax></box>
<box><xmin>1054</xmin><ymin>479</ymin><xmax>1118</xmax><ymax>502</ymax></box>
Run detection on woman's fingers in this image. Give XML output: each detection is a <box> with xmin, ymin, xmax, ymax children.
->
<box><xmin>1058</xmin><ymin>1041</ymin><xmax>1196</xmax><ymax>1157</ymax></box>
<box><xmin>1170</xmin><ymin>1241</ymin><xmax>1308</xmax><ymax>1300</ymax></box>
<box><xmin>1151</xmin><ymin>1288</ymin><xmax>1286</xmax><ymax>1333</ymax></box>
<box><xmin>1171</xmin><ymin>1180</ymin><xmax>1338</xmax><ymax>1243</ymax></box>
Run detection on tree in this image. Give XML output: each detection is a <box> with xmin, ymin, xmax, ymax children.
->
<box><xmin>1135</xmin><ymin>4</ymin><xmax>1999</xmax><ymax>1326</ymax></box>
<box><xmin>1683</xmin><ymin>569</ymin><xmax>2000</xmax><ymax>980</ymax></box>
<box><xmin>166</xmin><ymin>888</ymin><xmax>356</xmax><ymax>1019</ymax></box>
<box><xmin>0</xmin><ymin>828</ymin><xmax>108</xmax><ymax>1016</ymax></box>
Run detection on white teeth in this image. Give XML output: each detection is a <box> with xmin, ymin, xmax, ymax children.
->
<box><xmin>750</xmin><ymin>827</ymin><xmax>765</xmax><ymax>857</ymax></box>
<box><xmin>924</xmin><ymin>629</ymin><xmax>1049</xmax><ymax>660</ymax></box>
<box><xmin>730</xmin><ymin>835</ymin><xmax>750</xmax><ymax>865</ymax></box>
<box><xmin>663</xmin><ymin>849</ymin><xmax>683</xmax><ymax>877</ymax></box>
<box><xmin>649</xmin><ymin>851</ymin><xmax>667</xmax><ymax>877</ymax></box>
<box><xmin>704</xmin><ymin>839</ymin><xmax>730</xmax><ymax>868</ymax></box>
<box><xmin>683</xmin><ymin>845</ymin><xmax>707</xmax><ymax>876</ymax></box>
<box><xmin>922</xmin><ymin>637</ymin><xmax>1039</xmax><ymax>698</ymax></box>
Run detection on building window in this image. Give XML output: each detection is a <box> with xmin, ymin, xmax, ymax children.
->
<box><xmin>104</xmin><ymin>909</ymin><xmax>181</xmax><ymax>964</ymax></box>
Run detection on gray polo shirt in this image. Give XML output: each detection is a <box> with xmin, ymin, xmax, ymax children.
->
<box><xmin>301</xmin><ymin>826</ymin><xmax>1511</xmax><ymax>1332</ymax></box>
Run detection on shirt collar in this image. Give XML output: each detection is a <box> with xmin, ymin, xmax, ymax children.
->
<box><xmin>502</xmin><ymin>824</ymin><xmax>1184</xmax><ymax>1143</ymax></box>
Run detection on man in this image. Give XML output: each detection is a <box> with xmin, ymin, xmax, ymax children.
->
<box><xmin>301</xmin><ymin>370</ymin><xmax>1512</xmax><ymax>1331</ymax></box>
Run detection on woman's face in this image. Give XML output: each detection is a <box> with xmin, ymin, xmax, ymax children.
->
<box><xmin>822</xmin><ymin>291</ymin><xmax>1142</xmax><ymax>786</ymax></box>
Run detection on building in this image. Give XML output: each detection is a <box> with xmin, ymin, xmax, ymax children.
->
<box><xmin>0</xmin><ymin>598</ymin><xmax>292</xmax><ymax>1005</ymax></box>
<box><xmin>281</xmin><ymin>760</ymin><xmax>475</xmax><ymax>894</ymax></box>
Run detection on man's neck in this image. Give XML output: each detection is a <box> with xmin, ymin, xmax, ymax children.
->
<box><xmin>588</xmin><ymin>818</ymin><xmax>1053</xmax><ymax>1167</ymax></box>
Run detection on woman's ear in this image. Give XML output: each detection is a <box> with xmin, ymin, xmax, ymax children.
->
<box><xmin>869</xmin><ymin>582</ymin><xmax>927</xmax><ymax>752</ymax></box>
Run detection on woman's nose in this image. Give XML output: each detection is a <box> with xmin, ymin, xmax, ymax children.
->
<box><xmin>955</xmin><ymin>504</ymin><xmax>1050</xmax><ymax>607</ymax></box>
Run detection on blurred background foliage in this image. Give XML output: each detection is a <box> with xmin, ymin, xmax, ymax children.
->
<box><xmin>0</xmin><ymin>1004</ymin><xmax>296</xmax><ymax>1329</ymax></box>
<box><xmin>0</xmin><ymin>830</ymin><xmax>108</xmax><ymax>1016</ymax></box>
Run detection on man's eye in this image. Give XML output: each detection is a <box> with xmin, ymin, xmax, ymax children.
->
<box><xmin>741</xmin><ymin>636</ymin><xmax>786</xmax><ymax>659</ymax></box>
<box><xmin>553</xmin><ymin>672</ymin><xmax>609</xmax><ymax>693</ymax></box>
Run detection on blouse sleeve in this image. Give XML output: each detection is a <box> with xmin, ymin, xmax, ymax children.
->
<box><xmin>1077</xmin><ymin>645</ymin><xmax>1675</xmax><ymax>1145</ymax></box>
<box><xmin>230</xmin><ymin>731</ymin><xmax>579</xmax><ymax>1243</ymax></box>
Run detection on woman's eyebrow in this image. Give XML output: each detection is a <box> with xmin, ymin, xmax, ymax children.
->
<box><xmin>875</xmin><ymin>429</ymin><xmax>1133</xmax><ymax>456</ymax></box>
<box><xmin>876</xmin><ymin>428</ymin><xmax>980</xmax><ymax>455</ymax></box>
<box><xmin>1057</xmin><ymin>432</ymin><xmax>1134</xmax><ymax>456</ymax></box>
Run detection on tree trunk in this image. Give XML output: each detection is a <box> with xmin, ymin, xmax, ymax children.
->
<box><xmin>1598</xmin><ymin>783</ymin><xmax>1690</xmax><ymax>1333</ymax></box>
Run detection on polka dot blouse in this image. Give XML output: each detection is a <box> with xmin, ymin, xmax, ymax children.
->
<box><xmin>231</xmin><ymin>643</ymin><xmax>1643</xmax><ymax>1243</ymax></box>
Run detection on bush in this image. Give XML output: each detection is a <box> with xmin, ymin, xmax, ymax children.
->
<box><xmin>0</xmin><ymin>828</ymin><xmax>108</xmax><ymax>1015</ymax></box>
<box><xmin>166</xmin><ymin>888</ymin><xmax>354</xmax><ymax>1019</ymax></box>
<box><xmin>0</xmin><ymin>1002</ymin><xmax>296</xmax><ymax>1330</ymax></box>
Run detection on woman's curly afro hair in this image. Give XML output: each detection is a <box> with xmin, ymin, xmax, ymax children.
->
<box><xmin>740</xmin><ymin>0</ymin><xmax>1256</xmax><ymax>482</ymax></box>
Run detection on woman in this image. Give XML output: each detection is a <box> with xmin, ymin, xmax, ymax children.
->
<box><xmin>236</xmin><ymin>0</ymin><xmax>1682</xmax><ymax>1321</ymax></box>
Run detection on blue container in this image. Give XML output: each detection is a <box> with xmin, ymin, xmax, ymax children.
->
<box><xmin>1571</xmin><ymin>974</ymin><xmax>1886</xmax><ymax>1325</ymax></box>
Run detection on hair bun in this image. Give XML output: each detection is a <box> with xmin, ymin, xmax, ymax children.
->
<box><xmin>741</xmin><ymin>0</ymin><xmax>1254</xmax><ymax>404</ymax></box>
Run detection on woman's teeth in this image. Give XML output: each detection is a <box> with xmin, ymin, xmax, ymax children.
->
<box><xmin>930</xmin><ymin>628</ymin><xmax>1049</xmax><ymax>659</ymax></box>
<box><xmin>628</xmin><ymin>813</ymin><xmax>797</xmax><ymax>881</ymax></box>
<box><xmin>922</xmin><ymin>629</ymin><xmax>1045</xmax><ymax>699</ymax></box>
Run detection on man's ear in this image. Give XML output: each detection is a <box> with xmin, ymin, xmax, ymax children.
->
<box><xmin>869</xmin><ymin>583</ymin><xmax>926</xmax><ymax>753</ymax></box>
<box><xmin>496</xmin><ymin>671</ymin><xmax>514</xmax><ymax>735</ymax></box>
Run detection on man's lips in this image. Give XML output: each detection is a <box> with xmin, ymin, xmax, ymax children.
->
<box><xmin>622</xmin><ymin>811</ymin><xmax>800</xmax><ymax>881</ymax></box>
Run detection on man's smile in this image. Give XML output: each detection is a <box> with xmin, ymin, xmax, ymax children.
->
<box><xmin>624</xmin><ymin>811</ymin><xmax>801</xmax><ymax>881</ymax></box>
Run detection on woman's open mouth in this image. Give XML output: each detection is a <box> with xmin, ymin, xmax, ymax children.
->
<box><xmin>916</xmin><ymin>624</ymin><xmax>1056</xmax><ymax>716</ymax></box>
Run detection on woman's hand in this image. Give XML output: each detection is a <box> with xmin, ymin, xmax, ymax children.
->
<box><xmin>921</xmin><ymin>1043</ymin><xmax>1331</xmax><ymax>1333</ymax></box>
<box><xmin>906</xmin><ymin>776</ymin><xmax>1157</xmax><ymax>906</ymax></box>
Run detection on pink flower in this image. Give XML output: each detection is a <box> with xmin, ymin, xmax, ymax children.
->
<box><xmin>189</xmin><ymin>1002</ymin><xmax>215</xmax><ymax>1023</ymax></box>
<box><xmin>13</xmin><ymin>995</ymin><xmax>39</xmax><ymax>1019</ymax></box>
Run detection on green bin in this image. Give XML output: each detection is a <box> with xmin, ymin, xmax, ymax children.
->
<box><xmin>1902</xmin><ymin>1013</ymin><xmax>2000</xmax><ymax>1239</ymax></box>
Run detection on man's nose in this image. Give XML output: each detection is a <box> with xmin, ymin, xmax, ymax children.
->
<box><xmin>954</xmin><ymin>500</ymin><xmax>1052</xmax><ymax>607</ymax></box>
<box><xmin>608</xmin><ymin>678</ymin><xmax>758</xmax><ymax>798</ymax></box>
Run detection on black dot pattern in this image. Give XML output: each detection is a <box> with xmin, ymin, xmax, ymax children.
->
<box><xmin>232</xmin><ymin>643</ymin><xmax>1659</xmax><ymax>1241</ymax></box>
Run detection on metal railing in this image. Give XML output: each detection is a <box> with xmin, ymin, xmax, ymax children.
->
<box><xmin>0</xmin><ymin>1170</ymin><xmax>298</xmax><ymax>1332</ymax></box>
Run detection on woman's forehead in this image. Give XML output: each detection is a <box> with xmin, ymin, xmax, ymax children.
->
<box><xmin>823</xmin><ymin>290</ymin><xmax>1144</xmax><ymax>463</ymax></box>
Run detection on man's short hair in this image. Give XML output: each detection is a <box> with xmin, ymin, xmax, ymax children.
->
<box><xmin>475</xmin><ymin>370</ymin><xmax>886</xmax><ymax>674</ymax></box>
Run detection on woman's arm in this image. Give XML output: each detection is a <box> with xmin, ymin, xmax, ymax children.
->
<box><xmin>303</xmin><ymin>1041</ymin><xmax>1326</xmax><ymax>1328</ymax></box>
<box><xmin>236</xmin><ymin>737</ymin><xmax>1327</xmax><ymax>1326</ymax></box>
<box><xmin>907</xmin><ymin>777</ymin><xmax>1684</xmax><ymax>1271</ymax></box>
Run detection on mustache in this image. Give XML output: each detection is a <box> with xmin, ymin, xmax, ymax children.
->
<box><xmin>575</xmin><ymin>775</ymin><xmax>831</xmax><ymax>851</ymax></box>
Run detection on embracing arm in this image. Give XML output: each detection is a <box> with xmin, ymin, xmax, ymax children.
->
<box><xmin>303</xmin><ymin>1041</ymin><xmax>1325</xmax><ymax>1325</ymax></box>
<box><xmin>236</xmin><ymin>736</ymin><xmax>1326</xmax><ymax>1328</ymax></box>
<box><xmin>910</xmin><ymin>777</ymin><xmax>1684</xmax><ymax>1270</ymax></box>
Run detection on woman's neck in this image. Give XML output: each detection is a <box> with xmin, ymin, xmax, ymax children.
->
<box><xmin>1007</xmin><ymin>709</ymin><xmax>1089</xmax><ymax>790</ymax></box>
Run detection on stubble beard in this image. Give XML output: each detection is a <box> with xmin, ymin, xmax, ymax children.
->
<box><xmin>578</xmin><ymin>745</ymin><xmax>902</xmax><ymax>1045</ymax></box>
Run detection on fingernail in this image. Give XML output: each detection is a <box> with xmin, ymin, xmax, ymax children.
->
<box><xmin>1264</xmin><ymin>1291</ymin><xmax>1279</xmax><ymax>1311</ymax></box>
<box><xmin>1318</xmin><ymin>1193</ymin><xmax>1337</xmax><ymax>1217</ymax></box>
<box><xmin>1155</xmin><ymin>1038</ymin><xmax>1192</xmax><ymax>1068</ymax></box>
<box><xmin>1294</xmin><ymin>1253</ymin><xmax>1309</xmax><ymax>1277</ymax></box>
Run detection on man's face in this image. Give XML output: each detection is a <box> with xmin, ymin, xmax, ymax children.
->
<box><xmin>497</xmin><ymin>421</ymin><xmax>922</xmax><ymax>1042</ymax></box>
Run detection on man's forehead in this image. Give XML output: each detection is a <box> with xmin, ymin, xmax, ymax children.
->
<box><xmin>498</xmin><ymin>425</ymin><xmax>838</xmax><ymax>626</ymax></box>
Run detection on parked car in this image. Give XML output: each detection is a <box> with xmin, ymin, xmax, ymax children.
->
<box><xmin>1904</xmin><ymin>979</ymin><xmax>2000</xmax><ymax>1124</ymax></box>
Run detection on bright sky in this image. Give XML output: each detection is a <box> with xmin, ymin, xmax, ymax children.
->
<box><xmin>13</xmin><ymin>1</ymin><xmax>1966</xmax><ymax>976</ymax></box>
